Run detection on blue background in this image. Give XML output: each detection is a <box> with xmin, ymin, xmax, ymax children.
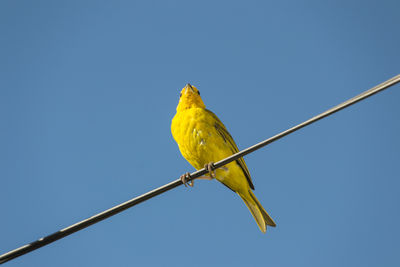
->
<box><xmin>1</xmin><ymin>1</ymin><xmax>399</xmax><ymax>266</ymax></box>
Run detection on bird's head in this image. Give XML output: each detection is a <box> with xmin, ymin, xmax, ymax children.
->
<box><xmin>176</xmin><ymin>84</ymin><xmax>206</xmax><ymax>111</ymax></box>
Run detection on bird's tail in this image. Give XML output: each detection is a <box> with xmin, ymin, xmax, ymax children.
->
<box><xmin>238</xmin><ymin>190</ymin><xmax>276</xmax><ymax>233</ymax></box>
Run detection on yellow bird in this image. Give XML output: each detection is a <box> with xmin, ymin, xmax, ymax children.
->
<box><xmin>171</xmin><ymin>84</ymin><xmax>276</xmax><ymax>233</ymax></box>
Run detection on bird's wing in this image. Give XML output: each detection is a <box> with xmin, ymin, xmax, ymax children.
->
<box><xmin>205</xmin><ymin>109</ymin><xmax>255</xmax><ymax>190</ymax></box>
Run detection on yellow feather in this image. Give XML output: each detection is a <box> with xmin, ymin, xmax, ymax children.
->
<box><xmin>171</xmin><ymin>84</ymin><xmax>276</xmax><ymax>233</ymax></box>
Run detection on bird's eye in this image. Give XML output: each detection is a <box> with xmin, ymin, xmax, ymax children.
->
<box><xmin>197</xmin><ymin>90</ymin><xmax>200</xmax><ymax>95</ymax></box>
<box><xmin>180</xmin><ymin>93</ymin><xmax>182</xmax><ymax>98</ymax></box>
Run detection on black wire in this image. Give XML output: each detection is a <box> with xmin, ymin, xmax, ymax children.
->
<box><xmin>1</xmin><ymin>74</ymin><xmax>399</xmax><ymax>264</ymax></box>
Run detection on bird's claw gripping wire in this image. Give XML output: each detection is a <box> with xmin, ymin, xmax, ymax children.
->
<box><xmin>180</xmin><ymin>163</ymin><xmax>216</xmax><ymax>187</ymax></box>
<box><xmin>180</xmin><ymin>172</ymin><xmax>194</xmax><ymax>187</ymax></box>
<box><xmin>204</xmin><ymin>162</ymin><xmax>216</xmax><ymax>178</ymax></box>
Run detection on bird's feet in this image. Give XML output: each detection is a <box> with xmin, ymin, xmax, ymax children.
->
<box><xmin>180</xmin><ymin>172</ymin><xmax>194</xmax><ymax>187</ymax></box>
<box><xmin>204</xmin><ymin>162</ymin><xmax>216</xmax><ymax>178</ymax></box>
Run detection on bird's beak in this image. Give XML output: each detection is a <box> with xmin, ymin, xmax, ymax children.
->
<box><xmin>185</xmin><ymin>83</ymin><xmax>195</xmax><ymax>93</ymax></box>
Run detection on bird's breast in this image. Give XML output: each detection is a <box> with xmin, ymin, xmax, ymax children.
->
<box><xmin>172</xmin><ymin>109</ymin><xmax>217</xmax><ymax>169</ymax></box>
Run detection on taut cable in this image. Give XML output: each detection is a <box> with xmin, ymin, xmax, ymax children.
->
<box><xmin>1</xmin><ymin>74</ymin><xmax>399</xmax><ymax>264</ymax></box>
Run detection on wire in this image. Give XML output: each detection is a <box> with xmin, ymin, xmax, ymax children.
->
<box><xmin>1</xmin><ymin>74</ymin><xmax>399</xmax><ymax>264</ymax></box>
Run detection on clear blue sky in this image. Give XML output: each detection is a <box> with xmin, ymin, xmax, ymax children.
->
<box><xmin>1</xmin><ymin>1</ymin><xmax>399</xmax><ymax>266</ymax></box>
